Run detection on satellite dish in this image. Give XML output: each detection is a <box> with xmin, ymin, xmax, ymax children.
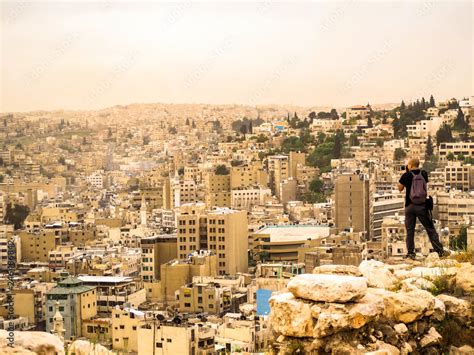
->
<box><xmin>172</xmin><ymin>316</ymin><xmax>182</xmax><ymax>324</ymax></box>
<box><xmin>156</xmin><ymin>314</ymin><xmax>165</xmax><ymax>321</ymax></box>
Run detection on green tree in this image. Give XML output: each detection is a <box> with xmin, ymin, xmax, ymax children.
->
<box><xmin>436</xmin><ymin>124</ymin><xmax>454</xmax><ymax>144</ymax></box>
<box><xmin>58</xmin><ymin>157</ymin><xmax>66</xmax><ymax>165</ymax></box>
<box><xmin>185</xmin><ymin>118</ymin><xmax>190</xmax><ymax>126</ymax></box>
<box><xmin>446</xmin><ymin>152</ymin><xmax>455</xmax><ymax>161</ymax></box>
<box><xmin>309</xmin><ymin>178</ymin><xmax>324</xmax><ymax>193</ymax></box>
<box><xmin>367</xmin><ymin>116</ymin><xmax>373</xmax><ymax>128</ymax></box>
<box><xmin>332</xmin><ymin>133</ymin><xmax>343</xmax><ymax>159</ymax></box>
<box><xmin>450</xmin><ymin>226</ymin><xmax>467</xmax><ymax>250</ymax></box>
<box><xmin>214</xmin><ymin>164</ymin><xmax>230</xmax><ymax>175</ymax></box>
<box><xmin>281</xmin><ymin>136</ymin><xmax>304</xmax><ymax>153</ymax></box>
<box><xmin>169</xmin><ymin>126</ymin><xmax>177</xmax><ymax>134</ymax></box>
<box><xmin>425</xmin><ymin>135</ymin><xmax>434</xmax><ymax>161</ymax></box>
<box><xmin>429</xmin><ymin>95</ymin><xmax>435</xmax><ymax>108</ymax></box>
<box><xmin>4</xmin><ymin>203</ymin><xmax>29</xmax><ymax>229</ymax></box>
<box><xmin>453</xmin><ymin>108</ymin><xmax>468</xmax><ymax>131</ymax></box>
<box><xmin>394</xmin><ymin>148</ymin><xmax>407</xmax><ymax>161</ymax></box>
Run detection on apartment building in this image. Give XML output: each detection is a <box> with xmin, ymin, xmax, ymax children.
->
<box><xmin>45</xmin><ymin>277</ymin><xmax>97</xmax><ymax>340</ymax></box>
<box><xmin>141</xmin><ymin>235</ymin><xmax>177</xmax><ymax>281</ymax></box>
<box><xmin>231</xmin><ymin>187</ymin><xmax>271</xmax><ymax>210</ymax></box>
<box><xmin>345</xmin><ymin>105</ymin><xmax>371</xmax><ymax>120</ymax></box>
<box><xmin>335</xmin><ymin>172</ymin><xmax>373</xmax><ymax>239</ymax></box>
<box><xmin>439</xmin><ymin>142</ymin><xmax>474</xmax><ymax>162</ymax></box>
<box><xmin>230</xmin><ymin>163</ymin><xmax>267</xmax><ymax>189</ymax></box>
<box><xmin>77</xmin><ymin>276</ymin><xmax>146</xmax><ymax>314</ymax></box>
<box><xmin>205</xmin><ymin>172</ymin><xmax>231</xmax><ymax>208</ymax></box>
<box><xmin>177</xmin><ymin>281</ymin><xmax>232</xmax><ymax>315</ymax></box>
<box><xmin>19</xmin><ymin>229</ymin><xmax>62</xmax><ymax>262</ymax></box>
<box><xmin>177</xmin><ymin>208</ymin><xmax>248</xmax><ymax>275</ymax></box>
<box><xmin>137</xmin><ymin>318</ymin><xmax>215</xmax><ymax>355</ymax></box>
<box><xmin>268</xmin><ymin>155</ymin><xmax>289</xmax><ymax>198</ymax></box>
<box><xmin>372</xmin><ymin>193</ymin><xmax>405</xmax><ymax>240</ymax></box>
<box><xmin>111</xmin><ymin>307</ymin><xmax>144</xmax><ymax>353</ymax></box>
<box><xmin>436</xmin><ymin>191</ymin><xmax>474</xmax><ymax>234</ymax></box>
<box><xmin>444</xmin><ymin>162</ymin><xmax>474</xmax><ymax>191</ymax></box>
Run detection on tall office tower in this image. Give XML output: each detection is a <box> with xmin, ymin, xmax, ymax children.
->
<box><xmin>140</xmin><ymin>235</ymin><xmax>177</xmax><ymax>281</ymax></box>
<box><xmin>267</xmin><ymin>155</ymin><xmax>289</xmax><ymax>198</ymax></box>
<box><xmin>205</xmin><ymin>172</ymin><xmax>231</xmax><ymax>208</ymax></box>
<box><xmin>335</xmin><ymin>172</ymin><xmax>373</xmax><ymax>239</ymax></box>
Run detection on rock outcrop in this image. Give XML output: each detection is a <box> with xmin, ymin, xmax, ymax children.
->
<box><xmin>0</xmin><ymin>330</ymin><xmax>65</xmax><ymax>355</ymax></box>
<box><xmin>287</xmin><ymin>273</ymin><xmax>367</xmax><ymax>303</ymax></box>
<box><xmin>268</xmin><ymin>258</ymin><xmax>474</xmax><ymax>354</ymax></box>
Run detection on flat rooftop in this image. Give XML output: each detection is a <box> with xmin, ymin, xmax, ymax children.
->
<box><xmin>78</xmin><ymin>275</ymin><xmax>133</xmax><ymax>284</ymax></box>
<box><xmin>254</xmin><ymin>225</ymin><xmax>330</xmax><ymax>242</ymax></box>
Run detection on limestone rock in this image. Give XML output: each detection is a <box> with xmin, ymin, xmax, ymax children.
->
<box><xmin>401</xmin><ymin>277</ymin><xmax>435</xmax><ymax>292</ymax></box>
<box><xmin>432</xmin><ymin>297</ymin><xmax>446</xmax><ymax>321</ymax></box>
<box><xmin>455</xmin><ymin>263</ymin><xmax>474</xmax><ymax>294</ymax></box>
<box><xmin>359</xmin><ymin>260</ymin><xmax>398</xmax><ymax>289</ymax></box>
<box><xmin>269</xmin><ymin>292</ymin><xmax>314</xmax><ymax>337</ymax></box>
<box><xmin>288</xmin><ymin>273</ymin><xmax>367</xmax><ymax>303</ymax></box>
<box><xmin>312</xmin><ymin>291</ymin><xmax>383</xmax><ymax>337</ymax></box>
<box><xmin>437</xmin><ymin>294</ymin><xmax>472</xmax><ymax>322</ymax></box>
<box><xmin>312</xmin><ymin>264</ymin><xmax>362</xmax><ymax>277</ymax></box>
<box><xmin>0</xmin><ymin>330</ymin><xmax>64</xmax><ymax>355</ymax></box>
<box><xmin>419</xmin><ymin>327</ymin><xmax>442</xmax><ymax>348</ymax></box>
<box><xmin>394</xmin><ymin>266</ymin><xmax>457</xmax><ymax>280</ymax></box>
<box><xmin>394</xmin><ymin>323</ymin><xmax>408</xmax><ymax>334</ymax></box>
<box><xmin>68</xmin><ymin>340</ymin><xmax>114</xmax><ymax>355</ymax></box>
<box><xmin>449</xmin><ymin>345</ymin><xmax>474</xmax><ymax>354</ymax></box>
<box><xmin>382</xmin><ymin>289</ymin><xmax>435</xmax><ymax>323</ymax></box>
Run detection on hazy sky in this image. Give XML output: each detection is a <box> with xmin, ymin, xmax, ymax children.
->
<box><xmin>1</xmin><ymin>1</ymin><xmax>472</xmax><ymax>112</ymax></box>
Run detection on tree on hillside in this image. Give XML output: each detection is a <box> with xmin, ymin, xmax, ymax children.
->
<box><xmin>215</xmin><ymin>164</ymin><xmax>230</xmax><ymax>175</ymax></box>
<box><xmin>425</xmin><ymin>135</ymin><xmax>434</xmax><ymax>161</ymax></box>
<box><xmin>367</xmin><ymin>116</ymin><xmax>373</xmax><ymax>128</ymax></box>
<box><xmin>185</xmin><ymin>118</ymin><xmax>190</xmax><ymax>126</ymax></box>
<box><xmin>349</xmin><ymin>134</ymin><xmax>360</xmax><ymax>146</ymax></box>
<box><xmin>453</xmin><ymin>108</ymin><xmax>468</xmax><ymax>132</ymax></box>
<box><xmin>450</xmin><ymin>226</ymin><xmax>467</xmax><ymax>250</ymax></box>
<box><xmin>429</xmin><ymin>95</ymin><xmax>435</xmax><ymax>108</ymax></box>
<box><xmin>332</xmin><ymin>133</ymin><xmax>343</xmax><ymax>159</ymax></box>
<box><xmin>394</xmin><ymin>148</ymin><xmax>407</xmax><ymax>161</ymax></box>
<box><xmin>436</xmin><ymin>124</ymin><xmax>454</xmax><ymax>144</ymax></box>
<box><xmin>400</xmin><ymin>100</ymin><xmax>406</xmax><ymax>110</ymax></box>
<box><xmin>4</xmin><ymin>203</ymin><xmax>29</xmax><ymax>229</ymax></box>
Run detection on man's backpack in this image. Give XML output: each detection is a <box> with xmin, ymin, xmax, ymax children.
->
<box><xmin>410</xmin><ymin>171</ymin><xmax>427</xmax><ymax>205</ymax></box>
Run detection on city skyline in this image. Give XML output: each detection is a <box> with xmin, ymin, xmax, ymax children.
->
<box><xmin>1</xmin><ymin>0</ymin><xmax>472</xmax><ymax>112</ymax></box>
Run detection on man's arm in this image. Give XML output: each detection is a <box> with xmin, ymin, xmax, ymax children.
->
<box><xmin>397</xmin><ymin>183</ymin><xmax>405</xmax><ymax>192</ymax></box>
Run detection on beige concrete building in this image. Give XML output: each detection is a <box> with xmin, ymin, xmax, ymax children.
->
<box><xmin>436</xmin><ymin>191</ymin><xmax>474</xmax><ymax>235</ymax></box>
<box><xmin>177</xmin><ymin>280</ymin><xmax>232</xmax><ymax>315</ymax></box>
<box><xmin>19</xmin><ymin>230</ymin><xmax>62</xmax><ymax>262</ymax></box>
<box><xmin>137</xmin><ymin>319</ymin><xmax>215</xmax><ymax>355</ymax></box>
<box><xmin>205</xmin><ymin>172</ymin><xmax>231</xmax><ymax>208</ymax></box>
<box><xmin>445</xmin><ymin>162</ymin><xmax>474</xmax><ymax>191</ymax></box>
<box><xmin>141</xmin><ymin>235</ymin><xmax>177</xmax><ymax>281</ymax></box>
<box><xmin>207</xmin><ymin>208</ymin><xmax>248</xmax><ymax>275</ymax></box>
<box><xmin>268</xmin><ymin>155</ymin><xmax>289</xmax><ymax>198</ymax></box>
<box><xmin>439</xmin><ymin>142</ymin><xmax>474</xmax><ymax>162</ymax></box>
<box><xmin>112</xmin><ymin>307</ymin><xmax>144</xmax><ymax>353</ymax></box>
<box><xmin>335</xmin><ymin>172</ymin><xmax>373</xmax><ymax>239</ymax></box>
<box><xmin>45</xmin><ymin>277</ymin><xmax>97</xmax><ymax>340</ymax></box>
<box><xmin>288</xmin><ymin>151</ymin><xmax>305</xmax><ymax>178</ymax></box>
<box><xmin>177</xmin><ymin>208</ymin><xmax>248</xmax><ymax>275</ymax></box>
<box><xmin>148</xmin><ymin>251</ymin><xmax>218</xmax><ymax>302</ymax></box>
<box><xmin>230</xmin><ymin>162</ymin><xmax>267</xmax><ymax>189</ymax></box>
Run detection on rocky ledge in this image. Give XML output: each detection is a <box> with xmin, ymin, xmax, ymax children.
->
<box><xmin>268</xmin><ymin>254</ymin><xmax>474</xmax><ymax>354</ymax></box>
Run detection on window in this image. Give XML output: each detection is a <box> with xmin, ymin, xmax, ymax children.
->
<box><xmin>156</xmin><ymin>343</ymin><xmax>162</xmax><ymax>348</ymax></box>
<box><xmin>87</xmin><ymin>326</ymin><xmax>94</xmax><ymax>333</ymax></box>
<box><xmin>120</xmin><ymin>325</ymin><xmax>125</xmax><ymax>329</ymax></box>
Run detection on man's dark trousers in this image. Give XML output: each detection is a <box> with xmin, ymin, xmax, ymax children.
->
<box><xmin>405</xmin><ymin>204</ymin><xmax>443</xmax><ymax>254</ymax></box>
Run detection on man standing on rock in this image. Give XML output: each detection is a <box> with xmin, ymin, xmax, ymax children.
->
<box><xmin>398</xmin><ymin>157</ymin><xmax>450</xmax><ymax>260</ymax></box>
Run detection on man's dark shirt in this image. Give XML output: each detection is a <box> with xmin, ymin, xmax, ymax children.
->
<box><xmin>399</xmin><ymin>169</ymin><xmax>429</xmax><ymax>207</ymax></box>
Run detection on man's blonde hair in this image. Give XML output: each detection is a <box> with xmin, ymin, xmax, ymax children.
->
<box><xmin>408</xmin><ymin>158</ymin><xmax>420</xmax><ymax>168</ymax></box>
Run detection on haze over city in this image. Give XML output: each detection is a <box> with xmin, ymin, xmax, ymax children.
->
<box><xmin>1</xmin><ymin>0</ymin><xmax>472</xmax><ymax>112</ymax></box>
<box><xmin>1</xmin><ymin>1</ymin><xmax>474</xmax><ymax>354</ymax></box>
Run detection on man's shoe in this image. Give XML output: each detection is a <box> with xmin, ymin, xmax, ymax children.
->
<box><xmin>404</xmin><ymin>253</ymin><xmax>416</xmax><ymax>260</ymax></box>
<box><xmin>438</xmin><ymin>249</ymin><xmax>451</xmax><ymax>259</ymax></box>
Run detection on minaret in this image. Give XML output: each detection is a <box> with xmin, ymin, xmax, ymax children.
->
<box><xmin>52</xmin><ymin>301</ymin><xmax>65</xmax><ymax>342</ymax></box>
<box><xmin>140</xmin><ymin>196</ymin><xmax>147</xmax><ymax>226</ymax></box>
